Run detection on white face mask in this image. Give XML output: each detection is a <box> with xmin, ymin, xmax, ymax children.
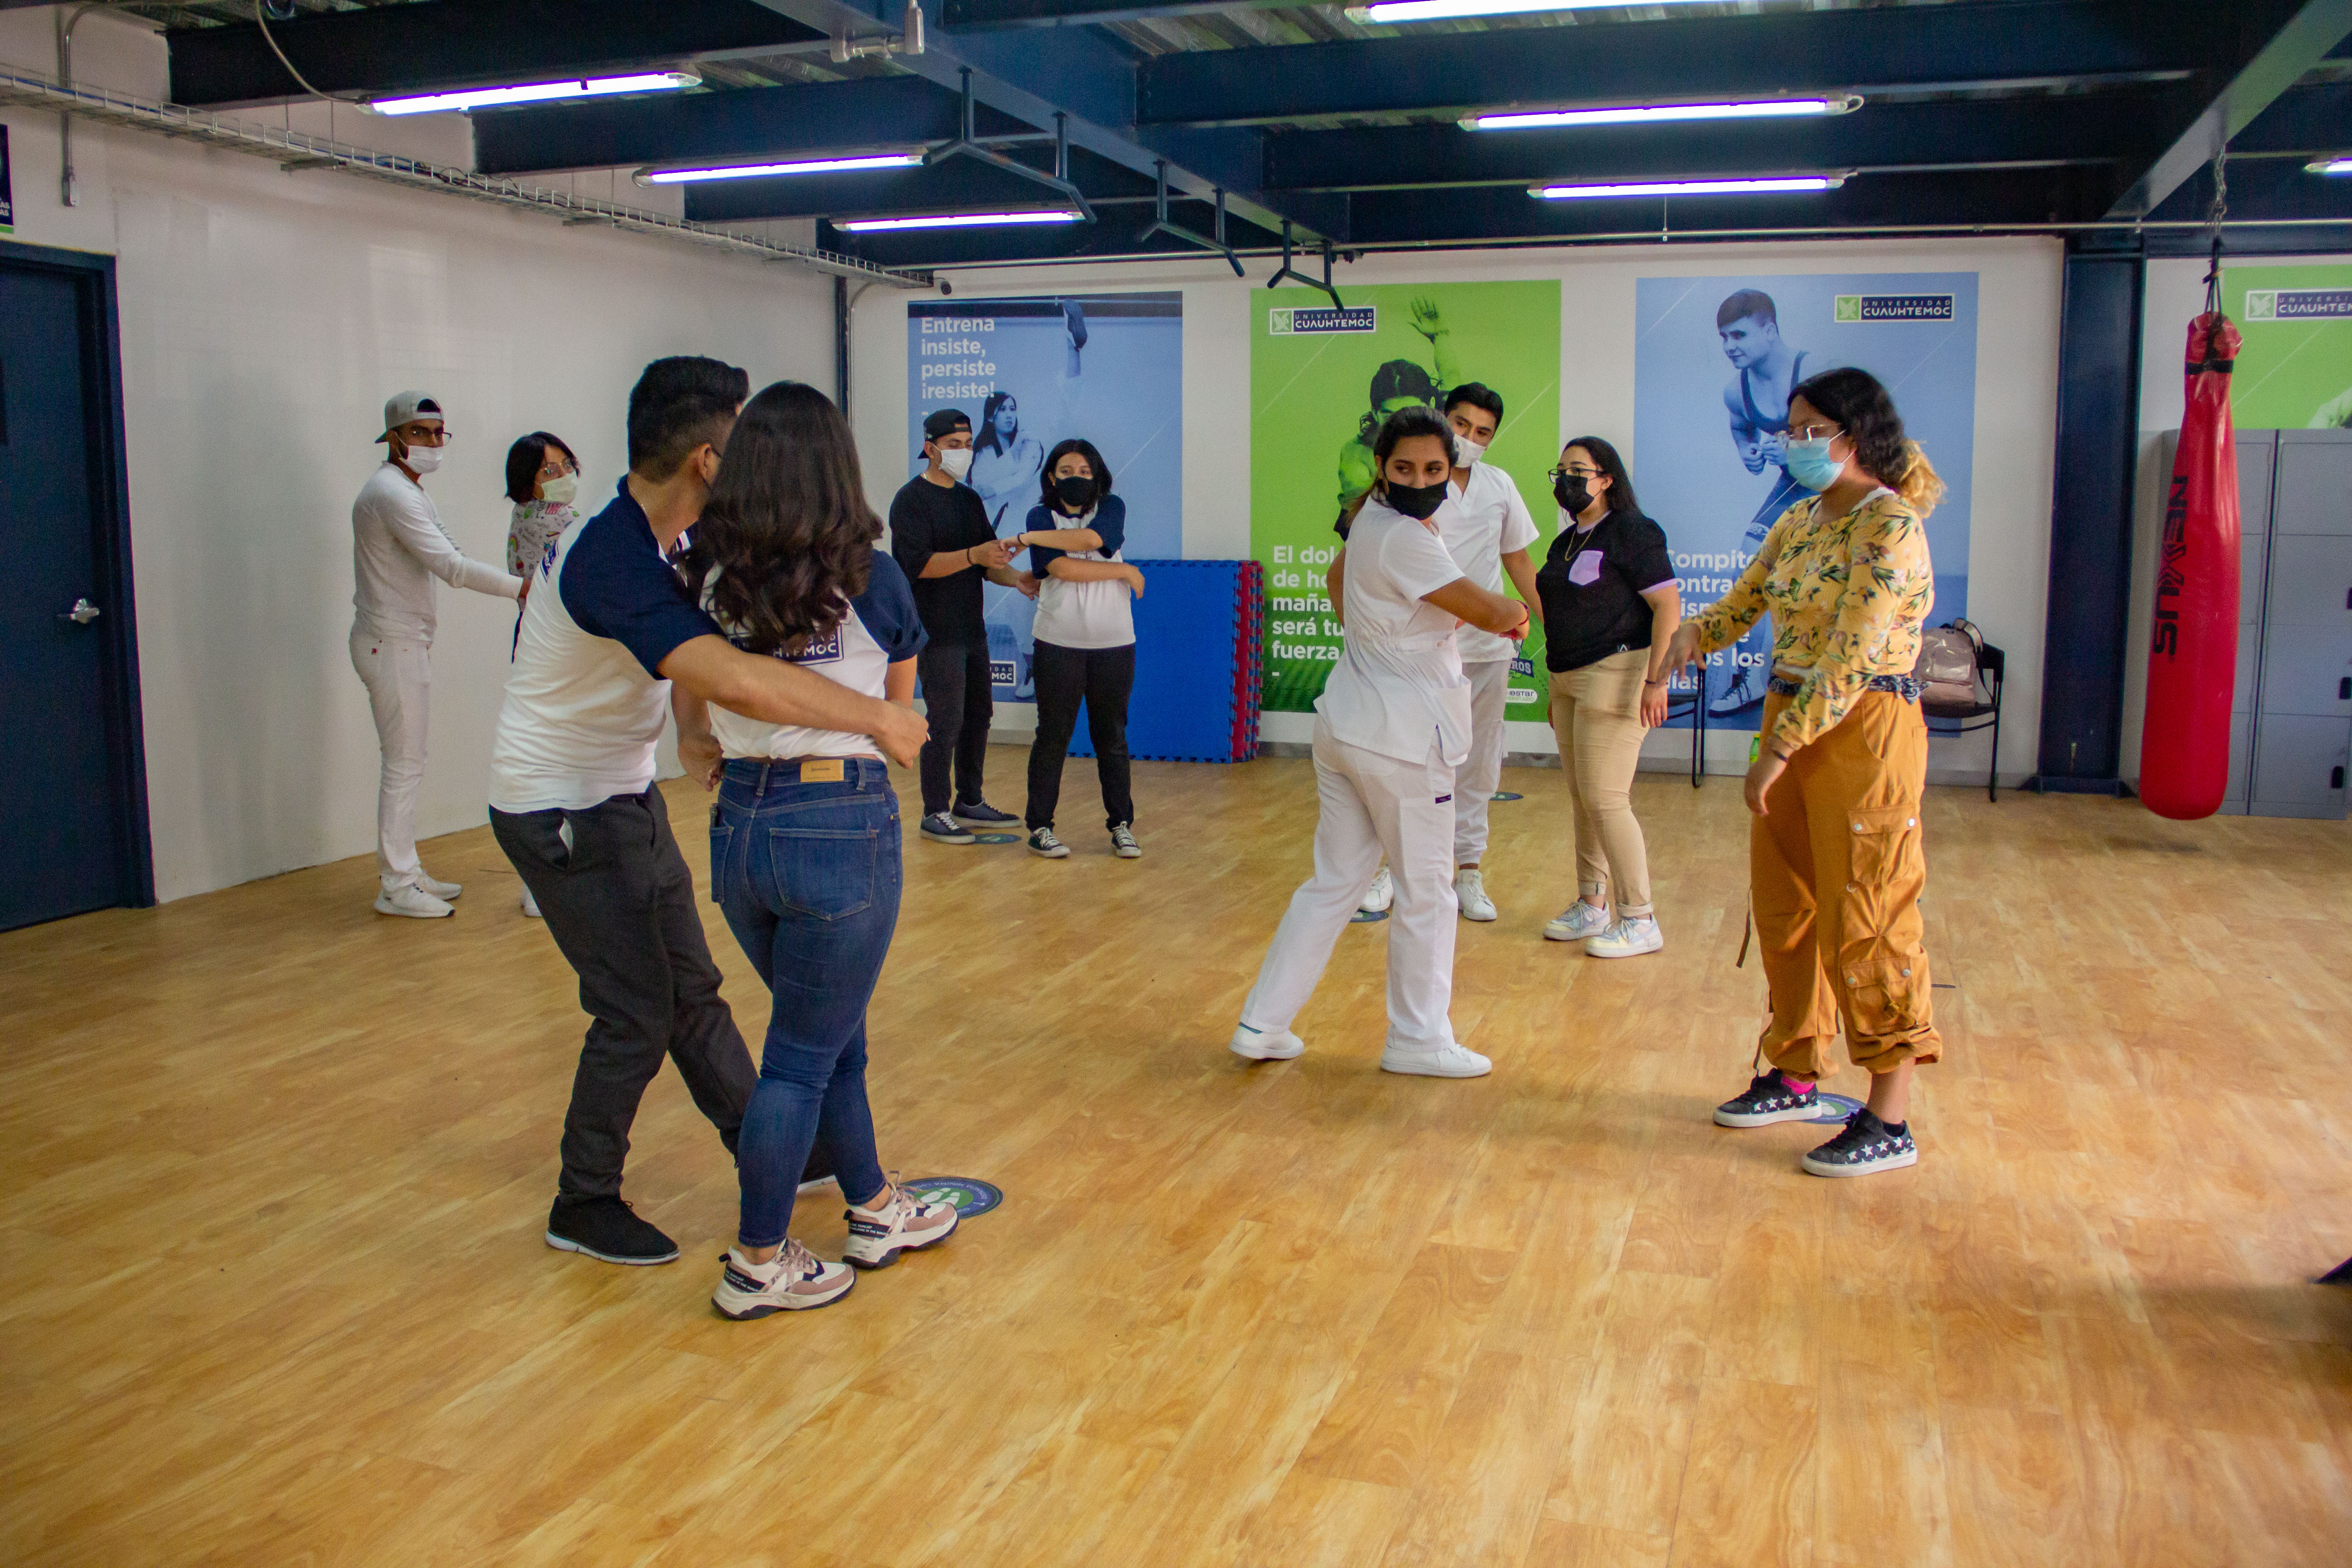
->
<box><xmin>539</xmin><ymin>472</ymin><xmax>578</xmax><ymax>507</ymax></box>
<box><xmin>937</xmin><ymin>446</ymin><xmax>975</xmax><ymax>482</ymax></box>
<box><xmin>398</xmin><ymin>443</ymin><xmax>443</xmax><ymax>475</ymax></box>
<box><xmin>1453</xmin><ymin>435</ymin><xmax>1488</xmax><ymax>466</ymax></box>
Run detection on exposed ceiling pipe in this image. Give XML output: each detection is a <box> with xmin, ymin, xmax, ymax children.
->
<box><xmin>0</xmin><ymin>66</ymin><xmax>932</xmax><ymax>288</ymax></box>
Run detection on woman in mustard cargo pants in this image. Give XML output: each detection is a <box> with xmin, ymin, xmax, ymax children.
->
<box><xmin>1662</xmin><ymin>367</ymin><xmax>1945</xmax><ymax>1178</ymax></box>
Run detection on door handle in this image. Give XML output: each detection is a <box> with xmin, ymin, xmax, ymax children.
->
<box><xmin>60</xmin><ymin>598</ymin><xmax>101</xmax><ymax>625</ymax></box>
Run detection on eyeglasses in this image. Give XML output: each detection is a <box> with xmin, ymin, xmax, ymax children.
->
<box><xmin>396</xmin><ymin>427</ymin><xmax>451</xmax><ymax>445</ymax></box>
<box><xmin>1787</xmin><ymin>422</ymin><xmax>1842</xmax><ymax>442</ymax></box>
<box><xmin>1550</xmin><ymin>465</ymin><xmax>1602</xmax><ymax>480</ymax></box>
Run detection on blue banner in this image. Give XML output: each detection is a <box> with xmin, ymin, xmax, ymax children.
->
<box><xmin>1634</xmin><ymin>271</ymin><xmax>1978</xmax><ymax>729</ymax></box>
<box><xmin>906</xmin><ymin>294</ymin><xmax>1183</xmax><ymax>702</ymax></box>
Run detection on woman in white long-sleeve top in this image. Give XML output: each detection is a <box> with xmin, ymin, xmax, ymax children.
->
<box><xmin>1229</xmin><ymin>407</ymin><xmax>1530</xmax><ymax>1079</ymax></box>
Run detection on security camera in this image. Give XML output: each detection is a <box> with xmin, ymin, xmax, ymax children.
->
<box><xmin>939</xmin><ymin>279</ymin><xmax>954</xmax><ymax>296</ymax></box>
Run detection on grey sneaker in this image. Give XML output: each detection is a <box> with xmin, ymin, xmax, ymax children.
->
<box><xmin>1110</xmin><ymin>823</ymin><xmax>1142</xmax><ymax>859</ymax></box>
<box><xmin>711</xmin><ymin>1240</ymin><xmax>855</xmax><ymax>1318</ymax></box>
<box><xmin>1027</xmin><ymin>827</ymin><xmax>1071</xmax><ymax>858</ymax></box>
<box><xmin>919</xmin><ymin>812</ymin><xmax>976</xmax><ymax>844</ymax></box>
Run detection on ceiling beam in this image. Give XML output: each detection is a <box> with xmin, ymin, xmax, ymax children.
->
<box><xmin>1136</xmin><ymin>0</ymin><xmax>2234</xmax><ymax>127</ymax></box>
<box><xmin>473</xmin><ymin>76</ymin><xmax>1018</xmax><ymax>176</ymax></box>
<box><xmin>167</xmin><ymin>0</ymin><xmax>823</xmax><ymax>110</ymax></box>
<box><xmin>748</xmin><ymin>0</ymin><xmax>1348</xmax><ymax>240</ymax></box>
<box><xmin>1262</xmin><ymin>91</ymin><xmax>2190</xmax><ymax>195</ymax></box>
<box><xmin>2106</xmin><ymin>0</ymin><xmax>2352</xmax><ymax>218</ymax></box>
<box><xmin>941</xmin><ymin>0</ymin><xmax>1315</xmax><ymax>26</ymax></box>
<box><xmin>1342</xmin><ymin>166</ymin><xmax>2128</xmax><ymax>247</ymax></box>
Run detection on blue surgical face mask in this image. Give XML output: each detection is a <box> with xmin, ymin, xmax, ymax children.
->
<box><xmin>1784</xmin><ymin>435</ymin><xmax>1843</xmax><ymax>492</ymax></box>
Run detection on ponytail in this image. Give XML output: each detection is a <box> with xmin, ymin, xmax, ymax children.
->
<box><xmin>1893</xmin><ymin>440</ymin><xmax>1945</xmax><ymax>518</ymax></box>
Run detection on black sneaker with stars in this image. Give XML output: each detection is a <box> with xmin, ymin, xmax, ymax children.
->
<box><xmin>1801</xmin><ymin>1109</ymin><xmax>1918</xmax><ymax>1178</ymax></box>
<box><xmin>1713</xmin><ymin>1071</ymin><xmax>1821</xmax><ymax>1128</ymax></box>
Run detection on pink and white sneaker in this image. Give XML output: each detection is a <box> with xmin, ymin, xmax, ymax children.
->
<box><xmin>843</xmin><ymin>1177</ymin><xmax>960</xmax><ymax>1269</ymax></box>
<box><xmin>711</xmin><ymin>1240</ymin><xmax>855</xmax><ymax>1320</ymax></box>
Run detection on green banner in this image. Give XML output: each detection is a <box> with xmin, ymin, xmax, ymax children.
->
<box><xmin>2222</xmin><ymin>264</ymin><xmax>2352</xmax><ymax>430</ymax></box>
<box><xmin>1250</xmin><ymin>281</ymin><xmax>1562</xmax><ymax>715</ymax></box>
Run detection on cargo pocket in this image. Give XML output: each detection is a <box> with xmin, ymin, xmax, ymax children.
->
<box><xmin>1834</xmin><ymin>804</ymin><xmax>1929</xmax><ymax>1037</ymax></box>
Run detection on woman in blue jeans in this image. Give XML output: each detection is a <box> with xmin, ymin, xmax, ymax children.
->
<box><xmin>675</xmin><ymin>380</ymin><xmax>959</xmax><ymax>1320</ymax></box>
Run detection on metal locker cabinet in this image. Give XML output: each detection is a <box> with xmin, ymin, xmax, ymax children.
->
<box><xmin>2223</xmin><ymin>430</ymin><xmax>2275</xmax><ymax>813</ymax></box>
<box><xmin>2249</xmin><ymin>429</ymin><xmax>2352</xmax><ymax>819</ymax></box>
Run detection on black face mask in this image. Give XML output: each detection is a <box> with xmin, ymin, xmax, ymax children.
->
<box><xmin>1052</xmin><ymin>475</ymin><xmax>1098</xmax><ymax>511</ymax></box>
<box><xmin>1554</xmin><ymin>472</ymin><xmax>1597</xmax><ymax>516</ymax></box>
<box><xmin>1385</xmin><ymin>479</ymin><xmax>1447</xmax><ymax>521</ymax></box>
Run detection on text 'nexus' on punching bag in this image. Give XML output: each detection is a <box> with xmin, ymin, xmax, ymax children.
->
<box><xmin>2140</xmin><ymin>312</ymin><xmax>2242</xmax><ymax>820</ymax></box>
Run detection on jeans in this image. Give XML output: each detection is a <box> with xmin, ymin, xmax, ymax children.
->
<box><xmin>1026</xmin><ymin>639</ymin><xmax>1136</xmax><ymax>832</ymax></box>
<box><xmin>491</xmin><ymin>787</ymin><xmax>756</xmax><ymax>1198</ymax></box>
<box><xmin>710</xmin><ymin>757</ymin><xmax>901</xmax><ymax>1247</ymax></box>
<box><xmin>916</xmin><ymin>641</ymin><xmax>993</xmax><ymax>816</ymax></box>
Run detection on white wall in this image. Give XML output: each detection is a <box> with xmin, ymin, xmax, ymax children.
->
<box><xmin>2119</xmin><ymin>251</ymin><xmax>2352</xmax><ymax>781</ymax></box>
<box><xmin>856</xmin><ymin>238</ymin><xmax>2064</xmax><ymax>783</ymax></box>
<box><xmin>4</xmin><ymin>9</ymin><xmax>841</xmax><ymax>902</ymax></box>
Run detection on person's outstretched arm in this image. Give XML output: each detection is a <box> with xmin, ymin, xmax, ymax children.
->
<box><xmin>379</xmin><ymin>488</ymin><xmax>521</xmax><ymax>599</ymax></box>
<box><xmin>1425</xmin><ymin>578</ymin><xmax>1529</xmax><ymax>640</ymax></box>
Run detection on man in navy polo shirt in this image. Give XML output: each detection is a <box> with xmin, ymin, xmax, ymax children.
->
<box><xmin>490</xmin><ymin>357</ymin><xmax>928</xmax><ymax>1267</ymax></box>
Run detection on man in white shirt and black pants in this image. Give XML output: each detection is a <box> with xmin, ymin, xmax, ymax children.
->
<box><xmin>489</xmin><ymin>358</ymin><xmax>929</xmax><ymax>1267</ymax></box>
<box><xmin>349</xmin><ymin>391</ymin><xmax>522</xmax><ymax>919</ymax></box>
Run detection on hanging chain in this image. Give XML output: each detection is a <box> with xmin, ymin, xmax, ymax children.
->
<box><xmin>2203</xmin><ymin>143</ymin><xmax>2230</xmax><ymax>316</ymax></box>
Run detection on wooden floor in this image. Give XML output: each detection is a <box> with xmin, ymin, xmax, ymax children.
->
<box><xmin>6</xmin><ymin>755</ymin><xmax>2352</xmax><ymax>1567</ymax></box>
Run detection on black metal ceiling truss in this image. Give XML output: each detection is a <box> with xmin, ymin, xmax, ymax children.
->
<box><xmin>154</xmin><ymin>0</ymin><xmax>2352</xmax><ymax>268</ymax></box>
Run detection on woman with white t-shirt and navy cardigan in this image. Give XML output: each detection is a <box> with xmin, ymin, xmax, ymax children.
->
<box><xmin>1229</xmin><ymin>407</ymin><xmax>1530</xmax><ymax>1079</ymax></box>
<box><xmin>672</xmin><ymin>381</ymin><xmax>959</xmax><ymax>1322</ymax></box>
<box><xmin>1009</xmin><ymin>437</ymin><xmax>1147</xmax><ymax>860</ymax></box>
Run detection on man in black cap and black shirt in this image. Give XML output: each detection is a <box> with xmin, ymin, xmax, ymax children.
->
<box><xmin>891</xmin><ymin>408</ymin><xmax>1032</xmax><ymax>843</ymax></box>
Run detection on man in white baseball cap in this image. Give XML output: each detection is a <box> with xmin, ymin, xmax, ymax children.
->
<box><xmin>349</xmin><ymin>391</ymin><xmax>522</xmax><ymax>917</ymax></box>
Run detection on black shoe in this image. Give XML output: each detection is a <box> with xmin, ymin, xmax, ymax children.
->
<box><xmin>919</xmin><ymin>812</ymin><xmax>976</xmax><ymax>844</ymax></box>
<box><xmin>952</xmin><ymin>798</ymin><xmax>1017</xmax><ymax>827</ymax></box>
<box><xmin>545</xmin><ymin>1195</ymin><xmax>681</xmax><ymax>1265</ymax></box>
<box><xmin>1801</xmin><ymin>1109</ymin><xmax>1919</xmax><ymax>1178</ymax></box>
<box><xmin>1713</xmin><ymin>1071</ymin><xmax>1822</xmax><ymax>1128</ymax></box>
<box><xmin>1027</xmin><ymin>826</ymin><xmax>1070</xmax><ymax>859</ymax></box>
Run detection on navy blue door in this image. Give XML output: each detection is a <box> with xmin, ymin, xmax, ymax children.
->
<box><xmin>0</xmin><ymin>261</ymin><xmax>132</xmax><ymax>929</ymax></box>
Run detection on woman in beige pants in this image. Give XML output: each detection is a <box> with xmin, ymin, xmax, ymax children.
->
<box><xmin>1533</xmin><ymin>437</ymin><xmax>1681</xmax><ymax>958</ymax></box>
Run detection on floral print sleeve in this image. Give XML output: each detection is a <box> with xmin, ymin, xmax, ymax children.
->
<box><xmin>1687</xmin><ymin>510</ymin><xmax>1796</xmax><ymax>656</ymax></box>
<box><xmin>1768</xmin><ymin>496</ymin><xmax>1936</xmax><ymax>755</ymax></box>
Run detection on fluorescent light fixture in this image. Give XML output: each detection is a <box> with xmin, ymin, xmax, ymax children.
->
<box><xmin>643</xmin><ymin>153</ymin><xmax>924</xmax><ymax>185</ymax></box>
<box><xmin>2308</xmin><ymin>156</ymin><xmax>2352</xmax><ymax>175</ymax></box>
<box><xmin>1348</xmin><ymin>0</ymin><xmax>1708</xmax><ymax>21</ymax></box>
<box><xmin>835</xmin><ymin>209</ymin><xmax>1083</xmax><ymax>232</ymax></box>
<box><xmin>1466</xmin><ymin>96</ymin><xmax>1861</xmax><ymax>132</ymax></box>
<box><xmin>371</xmin><ymin>72</ymin><xmax>698</xmax><ymax>116</ymax></box>
<box><xmin>1529</xmin><ymin>175</ymin><xmax>1847</xmax><ymax>200</ymax></box>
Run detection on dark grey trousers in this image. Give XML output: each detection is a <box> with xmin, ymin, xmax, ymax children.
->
<box><xmin>492</xmin><ymin>786</ymin><xmax>756</xmax><ymax>1198</ymax></box>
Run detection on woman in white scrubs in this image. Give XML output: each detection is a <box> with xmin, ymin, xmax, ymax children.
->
<box><xmin>1230</xmin><ymin>408</ymin><xmax>1532</xmax><ymax>1078</ymax></box>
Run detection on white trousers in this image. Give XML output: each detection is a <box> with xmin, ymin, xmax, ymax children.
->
<box><xmin>1453</xmin><ymin>657</ymin><xmax>1511</xmax><ymax>865</ymax></box>
<box><xmin>349</xmin><ymin>629</ymin><xmax>431</xmax><ymax>891</ymax></box>
<box><xmin>1240</xmin><ymin>716</ymin><xmax>1460</xmax><ymax>1053</ymax></box>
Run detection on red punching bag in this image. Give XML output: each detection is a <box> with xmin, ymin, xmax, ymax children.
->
<box><xmin>2139</xmin><ymin>306</ymin><xmax>2242</xmax><ymax>820</ymax></box>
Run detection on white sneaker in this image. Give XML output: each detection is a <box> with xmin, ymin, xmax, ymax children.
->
<box><xmin>374</xmin><ymin>883</ymin><xmax>454</xmax><ymax>919</ymax></box>
<box><xmin>843</xmin><ymin>1177</ymin><xmax>960</xmax><ymax>1269</ymax></box>
<box><xmin>711</xmin><ymin>1240</ymin><xmax>855</xmax><ymax>1319</ymax></box>
<box><xmin>1454</xmin><ymin>867</ymin><xmax>1497</xmax><ymax>922</ymax></box>
<box><xmin>1229</xmin><ymin>1022</ymin><xmax>1306</xmax><ymax>1061</ymax></box>
<box><xmin>520</xmin><ymin>886</ymin><xmax>542</xmax><ymax>919</ymax></box>
<box><xmin>1358</xmin><ymin>866</ymin><xmax>1394</xmax><ymax>914</ymax></box>
<box><xmin>1586</xmin><ymin>916</ymin><xmax>1664</xmax><ymax>959</ymax></box>
<box><xmin>1543</xmin><ymin>901</ymin><xmax>1611</xmax><ymax>942</ymax></box>
<box><xmin>1381</xmin><ymin>1042</ymin><xmax>1492</xmax><ymax>1078</ymax></box>
<box><xmin>415</xmin><ymin>872</ymin><xmax>463</xmax><ymax>901</ymax></box>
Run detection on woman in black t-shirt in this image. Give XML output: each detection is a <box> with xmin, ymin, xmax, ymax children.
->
<box><xmin>1533</xmin><ymin>436</ymin><xmax>1681</xmax><ymax>959</ymax></box>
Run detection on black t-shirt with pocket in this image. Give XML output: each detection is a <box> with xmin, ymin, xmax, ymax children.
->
<box><xmin>888</xmin><ymin>474</ymin><xmax>998</xmax><ymax>647</ymax></box>
<box><xmin>1534</xmin><ymin>507</ymin><xmax>1676</xmax><ymax>673</ymax></box>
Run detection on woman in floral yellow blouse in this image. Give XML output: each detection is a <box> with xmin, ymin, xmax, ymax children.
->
<box><xmin>1661</xmin><ymin>366</ymin><xmax>1944</xmax><ymax>1179</ymax></box>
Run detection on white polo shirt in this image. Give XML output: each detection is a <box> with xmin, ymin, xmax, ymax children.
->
<box><xmin>1440</xmin><ymin>462</ymin><xmax>1539</xmax><ymax>665</ymax></box>
<box><xmin>703</xmin><ymin>550</ymin><xmax>927</xmax><ymax>762</ymax></box>
<box><xmin>488</xmin><ymin>482</ymin><xmax>723</xmax><ymax>814</ymax></box>
<box><xmin>1318</xmin><ymin>496</ymin><xmax>1474</xmax><ymax>768</ymax></box>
